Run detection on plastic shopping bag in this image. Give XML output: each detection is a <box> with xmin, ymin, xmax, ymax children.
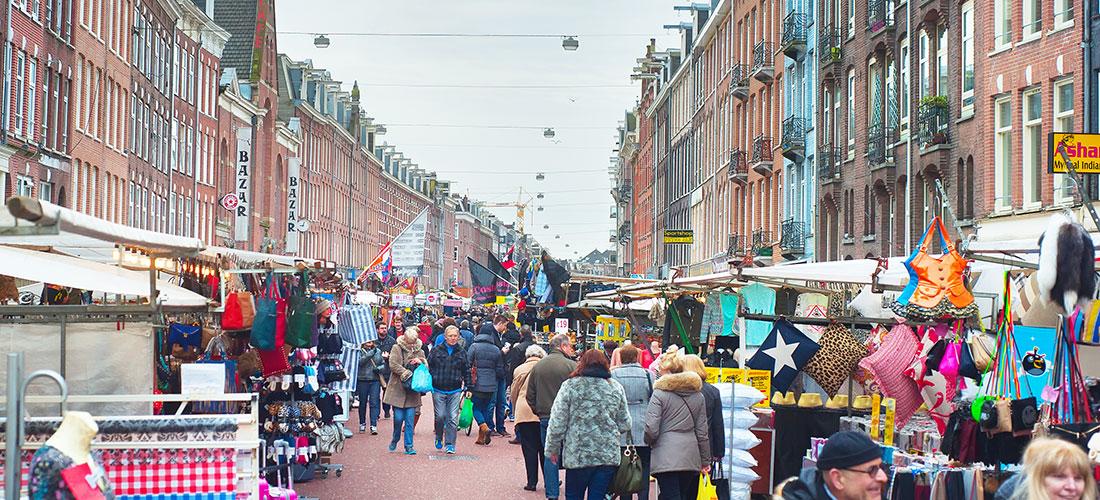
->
<box><xmin>411</xmin><ymin>363</ymin><xmax>433</xmax><ymax>393</ymax></box>
<box><xmin>458</xmin><ymin>397</ymin><xmax>474</xmax><ymax>430</ymax></box>
<box><xmin>697</xmin><ymin>473</ymin><xmax>719</xmax><ymax>500</ymax></box>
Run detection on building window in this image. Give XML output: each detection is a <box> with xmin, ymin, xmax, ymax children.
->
<box><xmin>961</xmin><ymin>2</ymin><xmax>975</xmax><ymax>113</ymax></box>
<box><xmin>1022</xmin><ymin>0</ymin><xmax>1042</xmax><ymax>37</ymax></box>
<box><xmin>918</xmin><ymin>30</ymin><xmax>929</xmax><ymax>99</ymax></box>
<box><xmin>1054</xmin><ymin>80</ymin><xmax>1075</xmax><ymax>204</ymax></box>
<box><xmin>994</xmin><ymin>97</ymin><xmax>1012</xmax><ymax>211</ymax></box>
<box><xmin>994</xmin><ymin>0</ymin><xmax>1012</xmax><ymax>48</ymax></box>
<box><xmin>38</xmin><ymin>181</ymin><xmax>53</xmax><ymax>202</ymax></box>
<box><xmin>899</xmin><ymin>40</ymin><xmax>910</xmax><ymax>136</ymax></box>
<box><xmin>936</xmin><ymin>24</ymin><xmax>947</xmax><ymax>97</ymax></box>
<box><xmin>14</xmin><ymin>52</ymin><xmax>25</xmax><ymax>135</ymax></box>
<box><xmin>1022</xmin><ymin>89</ymin><xmax>1042</xmax><ymax>207</ymax></box>
<box><xmin>1054</xmin><ymin>0</ymin><xmax>1074</xmax><ymax>27</ymax></box>
<box><xmin>16</xmin><ymin>176</ymin><xmax>34</xmax><ymax>197</ymax></box>
<box><xmin>847</xmin><ymin>0</ymin><xmax>855</xmax><ymax>36</ymax></box>
<box><xmin>847</xmin><ymin>69</ymin><xmax>855</xmax><ymax>156</ymax></box>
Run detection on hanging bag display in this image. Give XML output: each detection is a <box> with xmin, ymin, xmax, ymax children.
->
<box><xmin>890</xmin><ymin>217</ymin><xmax>978</xmax><ymax>321</ymax></box>
<box><xmin>251</xmin><ymin>271</ymin><xmax>281</xmax><ymax>350</ymax></box>
<box><xmin>978</xmin><ymin>272</ymin><xmax>1024</xmax><ymax>434</ymax></box>
<box><xmin>286</xmin><ymin>270</ymin><xmax>316</xmax><ymax>348</ymax></box>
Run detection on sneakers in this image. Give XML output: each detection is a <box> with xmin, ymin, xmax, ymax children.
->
<box><xmin>388</xmin><ymin>441</ymin><xmax>397</xmax><ymax>452</ymax></box>
<box><xmin>445</xmin><ymin>445</ymin><xmax>455</xmax><ymax>454</ymax></box>
<box><xmin>435</xmin><ymin>437</ymin><xmax>443</xmax><ymax>450</ymax></box>
<box><xmin>370</xmin><ymin>426</ymin><xmax>378</xmax><ymax>435</ymax></box>
<box><xmin>405</xmin><ymin>449</ymin><xmax>417</xmax><ymax>455</ymax></box>
<box><xmin>359</xmin><ymin>424</ymin><xmax>366</xmax><ymax>434</ymax></box>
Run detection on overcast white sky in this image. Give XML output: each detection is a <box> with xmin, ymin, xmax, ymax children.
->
<box><xmin>274</xmin><ymin>1</ymin><xmax>685</xmax><ymax>259</ymax></box>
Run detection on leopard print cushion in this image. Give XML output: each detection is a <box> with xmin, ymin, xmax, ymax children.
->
<box><xmin>802</xmin><ymin>324</ymin><xmax>868</xmax><ymax>397</ymax></box>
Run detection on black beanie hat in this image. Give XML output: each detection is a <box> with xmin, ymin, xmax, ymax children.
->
<box><xmin>816</xmin><ymin>431</ymin><xmax>881</xmax><ymax>471</ymax></box>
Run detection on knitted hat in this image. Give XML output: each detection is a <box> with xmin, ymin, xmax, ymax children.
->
<box><xmin>816</xmin><ymin>431</ymin><xmax>881</xmax><ymax>471</ymax></box>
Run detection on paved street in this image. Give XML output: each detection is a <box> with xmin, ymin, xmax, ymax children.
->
<box><xmin>296</xmin><ymin>400</ymin><xmax>547</xmax><ymax>500</ymax></box>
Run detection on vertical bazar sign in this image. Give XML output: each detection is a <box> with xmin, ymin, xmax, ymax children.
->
<box><xmin>234</xmin><ymin>128</ymin><xmax>252</xmax><ymax>242</ymax></box>
<box><xmin>285</xmin><ymin>158</ymin><xmax>301</xmax><ymax>253</ymax></box>
<box><xmin>391</xmin><ymin>208</ymin><xmax>429</xmax><ymax>278</ymax></box>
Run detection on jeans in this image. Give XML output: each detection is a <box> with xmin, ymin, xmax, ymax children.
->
<box><xmin>622</xmin><ymin>446</ymin><xmax>652</xmax><ymax>500</ymax></box>
<box><xmin>564</xmin><ymin>465</ymin><xmax>616</xmax><ymax>500</ymax></box>
<box><xmin>390</xmin><ymin>406</ymin><xmax>416</xmax><ymax>451</ymax></box>
<box><xmin>432</xmin><ymin>391</ymin><xmax>462</xmax><ymax>447</ymax></box>
<box><xmin>489</xmin><ymin>379</ymin><xmax>507</xmax><ymax>432</ymax></box>
<box><xmin>472</xmin><ymin>391</ymin><xmax>493</xmax><ymax>425</ymax></box>
<box><xmin>654</xmin><ymin>471</ymin><xmax>699</xmax><ymax>500</ymax></box>
<box><xmin>516</xmin><ymin>422</ymin><xmax>544</xmax><ymax>488</ymax></box>
<box><xmin>540</xmin><ymin>417</ymin><xmax>560</xmax><ymax>499</ymax></box>
<box><xmin>356</xmin><ymin>379</ymin><xmax>381</xmax><ymax>427</ymax></box>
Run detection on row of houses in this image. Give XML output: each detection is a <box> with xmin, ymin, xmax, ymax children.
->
<box><xmin>0</xmin><ymin>0</ymin><xmax>533</xmax><ymax>289</ymax></box>
<box><xmin>614</xmin><ymin>0</ymin><xmax>1099</xmax><ymax>277</ymax></box>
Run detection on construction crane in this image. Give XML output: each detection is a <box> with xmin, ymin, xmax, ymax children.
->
<box><xmin>479</xmin><ymin>186</ymin><xmax>536</xmax><ymax>234</ymax></box>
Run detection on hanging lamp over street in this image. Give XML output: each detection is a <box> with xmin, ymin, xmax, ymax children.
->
<box><xmin>562</xmin><ymin>36</ymin><xmax>579</xmax><ymax>51</ymax></box>
<box><xmin>314</xmin><ymin>34</ymin><xmax>331</xmax><ymax>48</ymax></box>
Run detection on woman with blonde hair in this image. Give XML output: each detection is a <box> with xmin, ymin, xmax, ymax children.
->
<box><xmin>681</xmin><ymin>355</ymin><xmax>725</xmax><ymax>470</ymax></box>
<box><xmin>1002</xmin><ymin>437</ymin><xmax>1097</xmax><ymax>500</ymax></box>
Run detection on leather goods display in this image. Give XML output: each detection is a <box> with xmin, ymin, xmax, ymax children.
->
<box><xmin>222</xmin><ymin>290</ymin><xmax>255</xmax><ymax>330</ymax></box>
<box><xmin>891</xmin><ymin>217</ymin><xmax>979</xmax><ymax>321</ymax></box>
<box><xmin>286</xmin><ymin>271</ymin><xmax>316</xmax><ymax>348</ymax></box>
<box><xmin>251</xmin><ymin>271</ymin><xmax>282</xmax><ymax>350</ymax></box>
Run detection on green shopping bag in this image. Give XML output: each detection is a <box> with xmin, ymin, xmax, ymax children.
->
<box><xmin>458</xmin><ymin>397</ymin><xmax>474</xmax><ymax>430</ymax></box>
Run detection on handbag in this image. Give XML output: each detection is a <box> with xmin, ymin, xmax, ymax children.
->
<box><xmin>410</xmin><ymin>363</ymin><xmax>433</xmax><ymax>393</ymax></box>
<box><xmin>252</xmin><ymin>271</ymin><xmax>282</xmax><ymax>350</ymax></box>
<box><xmin>286</xmin><ymin>271</ymin><xmax>316</xmax><ymax>348</ymax></box>
<box><xmin>891</xmin><ymin>217</ymin><xmax>978</xmax><ymax>320</ymax></box>
<box><xmin>608</xmin><ymin>430</ymin><xmax>646</xmax><ymax>496</ymax></box>
<box><xmin>258</xmin><ymin>347</ymin><xmax>292</xmax><ymax>378</ymax></box>
<box><xmin>222</xmin><ymin>290</ymin><xmax>255</xmax><ymax>330</ymax></box>
<box><xmin>168</xmin><ymin>322</ymin><xmax>202</xmax><ymax>349</ymax></box>
<box><xmin>319</xmin><ymin>358</ymin><xmax>348</xmax><ymax>383</ymax></box>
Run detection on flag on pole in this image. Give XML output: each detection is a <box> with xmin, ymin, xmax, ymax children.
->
<box><xmin>501</xmin><ymin>244</ymin><xmax>517</xmax><ymax>270</ymax></box>
<box><xmin>362</xmin><ymin>241</ymin><xmax>392</xmax><ymax>279</ymax></box>
<box><xmin>469</xmin><ymin>258</ymin><xmax>498</xmax><ymax>304</ymax></box>
<box><xmin>487</xmin><ymin>251</ymin><xmax>516</xmax><ymax>298</ymax></box>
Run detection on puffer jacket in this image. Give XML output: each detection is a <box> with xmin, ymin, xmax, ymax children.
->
<box><xmin>644</xmin><ymin>371</ymin><xmax>710</xmax><ymax>474</ymax></box>
<box><xmin>382</xmin><ymin>335</ymin><xmax>426</xmax><ymax>409</ymax></box>
<box><xmin>543</xmin><ymin>366</ymin><xmax>631</xmax><ymax>470</ymax></box>
<box><xmin>610</xmin><ymin>363</ymin><xmax>655</xmax><ymax>447</ymax></box>
<box><xmin>466</xmin><ymin>332</ymin><xmax>504</xmax><ymax>393</ymax></box>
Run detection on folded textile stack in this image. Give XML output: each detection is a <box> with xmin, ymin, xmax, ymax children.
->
<box><xmin>716</xmin><ymin>382</ymin><xmax>765</xmax><ymax>500</ymax></box>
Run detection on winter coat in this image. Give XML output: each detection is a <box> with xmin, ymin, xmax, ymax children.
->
<box><xmin>417</xmin><ymin>323</ymin><xmax>433</xmax><ymax>345</ymax></box>
<box><xmin>382</xmin><ymin>336</ymin><xmax>426</xmax><ymax>409</ymax></box>
<box><xmin>459</xmin><ymin>329</ymin><xmax>475</xmax><ymax>348</ymax></box>
<box><xmin>644</xmin><ymin>371</ymin><xmax>710</xmax><ymax>474</ymax></box>
<box><xmin>701</xmin><ymin>381</ymin><xmax>725</xmax><ymax>459</ymax></box>
<box><xmin>356</xmin><ymin>347</ymin><xmax>385</xmax><ymax>382</ymax></box>
<box><xmin>378</xmin><ymin>331</ymin><xmax>398</xmax><ymax>379</ymax></box>
<box><xmin>525</xmin><ymin>349</ymin><xmax>578</xmax><ymax>419</ymax></box>
<box><xmin>508</xmin><ymin>356</ymin><xmax>542</xmax><ymax>424</ymax></box>
<box><xmin>543</xmin><ymin>367</ymin><xmax>631</xmax><ymax>470</ymax></box>
<box><xmin>780</xmin><ymin>468</ymin><xmax>832</xmax><ymax>500</ymax></box>
<box><xmin>466</xmin><ymin>332</ymin><xmax>505</xmax><ymax>393</ymax></box>
<box><xmin>427</xmin><ymin>343</ymin><xmax>472</xmax><ymax>392</ymax></box>
<box><xmin>505</xmin><ymin>337</ymin><xmax>536</xmax><ymax>382</ymax></box>
<box><xmin>610</xmin><ymin>363</ymin><xmax>655</xmax><ymax>447</ymax></box>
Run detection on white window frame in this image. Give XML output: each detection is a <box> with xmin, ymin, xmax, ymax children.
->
<box><xmin>961</xmin><ymin>2</ymin><xmax>975</xmax><ymax>114</ymax></box>
<box><xmin>823</xmin><ymin>89</ymin><xmax>832</xmax><ymax>147</ymax></box>
<box><xmin>847</xmin><ymin>0</ymin><xmax>855</xmax><ymax>37</ymax></box>
<box><xmin>1022</xmin><ymin>89</ymin><xmax>1043</xmax><ymax>209</ymax></box>
<box><xmin>1054</xmin><ymin>80</ymin><xmax>1075</xmax><ymax>204</ymax></box>
<box><xmin>26</xmin><ymin>58</ymin><xmax>36</xmax><ymax>140</ymax></box>
<box><xmin>1022</xmin><ymin>0</ymin><xmax>1042</xmax><ymax>39</ymax></box>
<box><xmin>899</xmin><ymin>40</ymin><xmax>910</xmax><ymax>136</ymax></box>
<box><xmin>918</xmin><ymin>31</ymin><xmax>930</xmax><ymax>99</ymax></box>
<box><xmin>847</xmin><ymin>69</ymin><xmax>855</xmax><ymax>157</ymax></box>
<box><xmin>38</xmin><ymin>180</ymin><xmax>52</xmax><ymax>202</ymax></box>
<box><xmin>14</xmin><ymin>52</ymin><xmax>25</xmax><ymax>135</ymax></box>
<box><xmin>936</xmin><ymin>24</ymin><xmax>948</xmax><ymax>97</ymax></box>
<box><xmin>1054</xmin><ymin>0</ymin><xmax>1074</xmax><ymax>29</ymax></box>
<box><xmin>994</xmin><ymin>97</ymin><xmax>1013</xmax><ymax>212</ymax></box>
<box><xmin>994</xmin><ymin>0</ymin><xmax>1012</xmax><ymax>49</ymax></box>
<box><xmin>15</xmin><ymin>176</ymin><xmax>34</xmax><ymax>197</ymax></box>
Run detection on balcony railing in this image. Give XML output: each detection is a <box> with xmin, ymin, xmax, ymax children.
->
<box><xmin>729</xmin><ymin>148</ymin><xmax>748</xmax><ymax>183</ymax></box>
<box><xmin>818</xmin><ymin>144</ymin><xmax>841</xmax><ymax>182</ymax></box>
<box><xmin>779</xmin><ymin>218</ymin><xmax>806</xmax><ymax>254</ymax></box>
<box><xmin>751</xmin><ymin>41</ymin><xmax>775</xmax><ymax>83</ymax></box>
<box><xmin>867</xmin><ymin>124</ymin><xmax>897</xmax><ymax>168</ymax></box>
<box><xmin>727</xmin><ymin>234</ymin><xmax>748</xmax><ymax>258</ymax></box>
<box><xmin>917</xmin><ymin>98</ymin><xmax>951</xmax><ymax>148</ymax></box>
<box><xmin>819</xmin><ymin>26</ymin><xmax>842</xmax><ymax>67</ymax></box>
<box><xmin>780</xmin><ymin>12</ymin><xmax>808</xmax><ymax>60</ymax></box>
<box><xmin>752</xmin><ymin>229</ymin><xmax>773</xmax><ymax>256</ymax></box>
<box><xmin>730</xmin><ymin>64</ymin><xmax>749</xmax><ymax>100</ymax></box>
<box><xmin>752</xmin><ymin>135</ymin><xmax>773</xmax><ymax>174</ymax></box>
<box><xmin>868</xmin><ymin>0</ymin><xmax>895</xmax><ymax>35</ymax></box>
<box><xmin>781</xmin><ymin>117</ymin><xmax>807</xmax><ymax>162</ymax></box>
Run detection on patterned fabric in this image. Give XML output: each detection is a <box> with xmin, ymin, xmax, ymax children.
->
<box><xmin>543</xmin><ymin>375</ymin><xmax>631</xmax><ymax>470</ymax></box>
<box><xmin>803</xmin><ymin>325</ymin><xmax>868</xmax><ymax>397</ymax></box>
<box><xmin>741</xmin><ymin>284</ymin><xmax>776</xmax><ymax>347</ymax></box>
<box><xmin>745</xmin><ymin>319</ymin><xmax>821</xmax><ymax>393</ymax></box>
<box><xmin>700</xmin><ymin>293</ymin><xmax>724</xmax><ymax>343</ymax></box>
<box><xmin>103</xmin><ymin>449</ymin><xmax>236</xmax><ymax>496</ymax></box>
<box><xmin>118</xmin><ymin>495</ymin><xmax>236</xmax><ymax>500</ymax></box>
<box><xmin>858</xmin><ymin>324</ymin><xmax>922</xmax><ymax>427</ymax></box>
<box><xmin>336</xmin><ymin>304</ymin><xmax>377</xmax><ymax>343</ymax></box>
<box><xmin>903</xmin><ymin>325</ymin><xmax>954</xmax><ymax>433</ymax></box>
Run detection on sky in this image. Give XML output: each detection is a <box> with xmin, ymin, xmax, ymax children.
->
<box><xmin>274</xmin><ymin>1</ymin><xmax>685</xmax><ymax>260</ymax></box>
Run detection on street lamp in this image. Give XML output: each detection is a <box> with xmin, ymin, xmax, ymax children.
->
<box><xmin>537</xmin><ymin>193</ymin><xmax>545</xmax><ymax>199</ymax></box>
<box><xmin>314</xmin><ymin>34</ymin><xmax>331</xmax><ymax>48</ymax></box>
<box><xmin>543</xmin><ymin>225</ymin><xmax>549</xmax><ymax>229</ymax></box>
<box><xmin>536</xmin><ymin>173</ymin><xmax>546</xmax><ymax>181</ymax></box>
<box><xmin>543</xmin><ymin>128</ymin><xmax>556</xmax><ymax>139</ymax></box>
<box><xmin>562</xmin><ymin>36</ymin><xmax>579</xmax><ymax>51</ymax></box>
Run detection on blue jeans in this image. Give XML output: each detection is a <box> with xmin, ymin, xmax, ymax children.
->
<box><xmin>356</xmin><ymin>379</ymin><xmax>381</xmax><ymax>427</ymax></box>
<box><xmin>472</xmin><ymin>392</ymin><xmax>493</xmax><ymax>425</ymax></box>
<box><xmin>540</xmin><ymin>417</ymin><xmax>560</xmax><ymax>499</ymax></box>
<box><xmin>487</xmin><ymin>379</ymin><xmax>507</xmax><ymax>432</ymax></box>
<box><xmin>564</xmin><ymin>465</ymin><xmax>616</xmax><ymax>500</ymax></box>
<box><xmin>390</xmin><ymin>407</ymin><xmax>415</xmax><ymax>451</ymax></box>
<box><xmin>432</xmin><ymin>391</ymin><xmax>462</xmax><ymax>447</ymax></box>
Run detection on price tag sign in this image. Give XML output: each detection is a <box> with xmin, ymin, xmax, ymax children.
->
<box><xmin>554</xmin><ymin>318</ymin><xmax>569</xmax><ymax>333</ymax></box>
<box><xmin>181</xmin><ymin>364</ymin><xmax>226</xmax><ymax>395</ymax></box>
<box><xmin>705</xmin><ymin>368</ymin><xmax>771</xmax><ymax>408</ymax></box>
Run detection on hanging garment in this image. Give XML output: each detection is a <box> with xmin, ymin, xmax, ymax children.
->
<box><xmin>775</xmin><ymin>288</ymin><xmax>799</xmax><ymax>316</ymax></box>
<box><xmin>720</xmin><ymin>293</ymin><xmax>740</xmax><ymax>337</ymax></box>
<box><xmin>891</xmin><ymin>217</ymin><xmax>978</xmax><ymax>321</ymax></box>
<box><xmin>662</xmin><ymin>295</ymin><xmax>705</xmax><ymax>350</ymax></box>
<box><xmin>741</xmin><ymin>283</ymin><xmax>776</xmax><ymax>346</ymax></box>
<box><xmin>699</xmin><ymin>293</ymin><xmax>740</xmax><ymax>344</ymax></box>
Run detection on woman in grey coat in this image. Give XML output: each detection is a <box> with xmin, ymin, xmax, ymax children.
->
<box><xmin>610</xmin><ymin>344</ymin><xmax>657</xmax><ymax>500</ymax></box>
<box><xmin>644</xmin><ymin>354</ymin><xmax>710</xmax><ymax>500</ymax></box>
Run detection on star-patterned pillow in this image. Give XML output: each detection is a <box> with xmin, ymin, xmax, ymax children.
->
<box><xmin>746</xmin><ymin>319</ymin><xmax>821</xmax><ymax>393</ymax></box>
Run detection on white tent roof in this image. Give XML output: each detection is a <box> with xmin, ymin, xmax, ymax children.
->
<box><xmin>567</xmin><ymin>297</ymin><xmax>659</xmax><ymax>312</ymax></box>
<box><xmin>0</xmin><ymin>245</ymin><xmax>207</xmax><ymax>307</ymax></box>
<box><xmin>202</xmin><ymin>246</ymin><xmax>322</xmax><ymax>268</ymax></box>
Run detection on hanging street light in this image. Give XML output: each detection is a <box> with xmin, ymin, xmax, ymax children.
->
<box><xmin>536</xmin><ymin>173</ymin><xmax>546</xmax><ymax>181</ymax></box>
<box><xmin>543</xmin><ymin>225</ymin><xmax>549</xmax><ymax>229</ymax></box>
<box><xmin>537</xmin><ymin>193</ymin><xmax>545</xmax><ymax>199</ymax></box>
<box><xmin>537</xmin><ymin>206</ymin><xmax>544</xmax><ymax>211</ymax></box>
<box><xmin>543</xmin><ymin>128</ymin><xmax>556</xmax><ymax>139</ymax></box>
<box><xmin>314</xmin><ymin>34</ymin><xmax>331</xmax><ymax>48</ymax></box>
<box><xmin>562</xmin><ymin>36</ymin><xmax>579</xmax><ymax>51</ymax></box>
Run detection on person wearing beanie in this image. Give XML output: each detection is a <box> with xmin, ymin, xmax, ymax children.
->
<box><xmin>779</xmin><ymin>431</ymin><xmax>887</xmax><ymax>500</ymax></box>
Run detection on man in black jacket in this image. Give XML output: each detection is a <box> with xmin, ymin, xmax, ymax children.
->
<box><xmin>427</xmin><ymin>326</ymin><xmax>473</xmax><ymax>454</ymax></box>
<box><xmin>779</xmin><ymin>431</ymin><xmax>887</xmax><ymax>500</ymax></box>
<box><xmin>377</xmin><ymin>320</ymin><xmax>398</xmax><ymax>419</ymax></box>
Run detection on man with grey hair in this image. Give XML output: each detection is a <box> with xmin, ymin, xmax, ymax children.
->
<box><xmin>526</xmin><ymin>333</ymin><xmax>576</xmax><ymax>500</ymax></box>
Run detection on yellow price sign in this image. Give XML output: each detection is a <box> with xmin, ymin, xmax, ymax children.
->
<box><xmin>704</xmin><ymin>368</ymin><xmax>771</xmax><ymax>408</ymax></box>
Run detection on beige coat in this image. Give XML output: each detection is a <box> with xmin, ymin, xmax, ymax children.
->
<box><xmin>509</xmin><ymin>356</ymin><xmax>542</xmax><ymax>424</ymax></box>
<box><xmin>382</xmin><ymin>335</ymin><xmax>426</xmax><ymax>409</ymax></box>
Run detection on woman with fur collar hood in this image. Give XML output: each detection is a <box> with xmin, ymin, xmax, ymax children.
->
<box><xmin>383</xmin><ymin>327</ymin><xmax>426</xmax><ymax>455</ymax></box>
<box><xmin>644</xmin><ymin>353</ymin><xmax>711</xmax><ymax>500</ymax></box>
